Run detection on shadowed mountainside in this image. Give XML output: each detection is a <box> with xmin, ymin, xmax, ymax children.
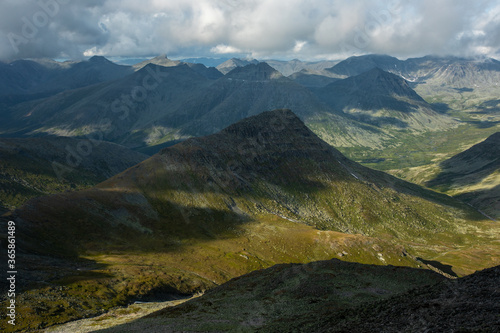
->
<box><xmin>11</xmin><ymin>110</ymin><xmax>490</xmax><ymax>257</ymax></box>
<box><xmin>89</xmin><ymin>261</ymin><xmax>500</xmax><ymax>332</ymax></box>
<box><xmin>309</xmin><ymin>264</ymin><xmax>500</xmax><ymax>332</ymax></box>
<box><xmin>1</xmin><ymin>62</ymin><xmax>390</xmax><ymax>151</ymax></box>
<box><xmin>98</xmin><ymin>259</ymin><xmax>446</xmax><ymax>332</ymax></box>
<box><xmin>0</xmin><ymin>56</ymin><xmax>133</xmax><ymax>100</ymax></box>
<box><xmin>0</xmin><ymin>136</ymin><xmax>148</xmax><ymax>211</ymax></box>
<box><xmin>1</xmin><ymin>109</ymin><xmax>498</xmax><ymax>331</ymax></box>
<box><xmin>314</xmin><ymin>67</ymin><xmax>456</xmax><ymax>131</ymax></box>
<box><xmin>427</xmin><ymin>131</ymin><xmax>500</xmax><ymax>220</ymax></box>
<box><xmin>0</xmin><ymin>63</ymin><xmax>213</xmax><ymax>147</ymax></box>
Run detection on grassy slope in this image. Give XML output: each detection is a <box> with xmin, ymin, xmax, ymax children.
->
<box><xmin>424</xmin><ymin>132</ymin><xmax>500</xmax><ymax>220</ymax></box>
<box><xmin>3</xmin><ymin>110</ymin><xmax>498</xmax><ymax>332</ymax></box>
<box><xmin>2</xmin><ymin>216</ymin><xmax>424</xmax><ymax>332</ymax></box>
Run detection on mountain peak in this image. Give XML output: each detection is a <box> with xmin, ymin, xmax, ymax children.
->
<box><xmin>225</xmin><ymin>62</ymin><xmax>284</xmax><ymax>80</ymax></box>
<box><xmin>219</xmin><ymin>109</ymin><xmax>310</xmax><ymax>139</ymax></box>
<box><xmin>362</xmin><ymin>67</ymin><xmax>405</xmax><ymax>81</ymax></box>
<box><xmin>216</xmin><ymin>58</ymin><xmax>260</xmax><ymax>74</ymax></box>
<box><xmin>334</xmin><ymin>67</ymin><xmax>422</xmax><ymax>101</ymax></box>
<box><xmin>316</xmin><ymin>66</ymin><xmax>437</xmax><ymax>121</ymax></box>
<box><xmin>226</xmin><ymin>57</ymin><xmax>259</xmax><ymax>65</ymax></box>
<box><xmin>152</xmin><ymin>54</ymin><xmax>169</xmax><ymax>60</ymax></box>
<box><xmin>132</xmin><ymin>54</ymin><xmax>180</xmax><ymax>70</ymax></box>
<box><xmin>88</xmin><ymin>55</ymin><xmax>113</xmax><ymax>64</ymax></box>
<box><xmin>159</xmin><ymin>109</ymin><xmax>340</xmax><ymax>176</ymax></box>
<box><xmin>134</xmin><ymin>62</ymin><xmax>205</xmax><ymax>81</ymax></box>
<box><xmin>326</xmin><ymin>54</ymin><xmax>402</xmax><ymax>76</ymax></box>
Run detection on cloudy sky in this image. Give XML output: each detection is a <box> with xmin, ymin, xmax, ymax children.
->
<box><xmin>1</xmin><ymin>0</ymin><xmax>500</xmax><ymax>62</ymax></box>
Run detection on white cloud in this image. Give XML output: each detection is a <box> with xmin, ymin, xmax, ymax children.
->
<box><xmin>210</xmin><ymin>44</ymin><xmax>242</xmax><ymax>54</ymax></box>
<box><xmin>293</xmin><ymin>40</ymin><xmax>307</xmax><ymax>53</ymax></box>
<box><xmin>1</xmin><ymin>0</ymin><xmax>500</xmax><ymax>61</ymax></box>
<box><xmin>83</xmin><ymin>46</ymin><xmax>98</xmax><ymax>57</ymax></box>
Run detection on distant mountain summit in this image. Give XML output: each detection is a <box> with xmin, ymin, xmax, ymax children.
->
<box><xmin>132</xmin><ymin>54</ymin><xmax>223</xmax><ymax>79</ymax></box>
<box><xmin>88</xmin><ymin>55</ymin><xmax>115</xmax><ymax>64</ymax></box>
<box><xmin>225</xmin><ymin>62</ymin><xmax>284</xmax><ymax>80</ymax></box>
<box><xmin>323</xmin><ymin>67</ymin><xmax>426</xmax><ymax>109</ymax></box>
<box><xmin>355</xmin><ymin>67</ymin><xmax>422</xmax><ymax>99</ymax></box>
<box><xmin>0</xmin><ymin>56</ymin><xmax>132</xmax><ymax>98</ymax></box>
<box><xmin>132</xmin><ymin>54</ymin><xmax>181</xmax><ymax>70</ymax></box>
<box><xmin>326</xmin><ymin>54</ymin><xmax>402</xmax><ymax>77</ymax></box>
<box><xmin>216</xmin><ymin>57</ymin><xmax>260</xmax><ymax>74</ymax></box>
<box><xmin>315</xmin><ymin>68</ymin><xmax>455</xmax><ymax>131</ymax></box>
<box><xmin>325</xmin><ymin>54</ymin><xmax>500</xmax><ymax>92</ymax></box>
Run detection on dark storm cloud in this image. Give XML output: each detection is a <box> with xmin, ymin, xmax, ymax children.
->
<box><xmin>0</xmin><ymin>0</ymin><xmax>108</xmax><ymax>60</ymax></box>
<box><xmin>1</xmin><ymin>0</ymin><xmax>499</xmax><ymax>61</ymax></box>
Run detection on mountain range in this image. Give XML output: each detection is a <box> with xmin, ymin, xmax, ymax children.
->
<box><xmin>0</xmin><ymin>56</ymin><xmax>464</xmax><ymax>154</ymax></box>
<box><xmin>132</xmin><ymin>54</ymin><xmax>223</xmax><ymax>80</ymax></box>
<box><xmin>2</xmin><ymin>110</ymin><xmax>498</xmax><ymax>331</ymax></box>
<box><xmin>216</xmin><ymin>57</ymin><xmax>339</xmax><ymax>77</ymax></box>
<box><xmin>313</xmin><ymin>67</ymin><xmax>456</xmax><ymax>131</ymax></box>
<box><xmin>216</xmin><ymin>57</ymin><xmax>260</xmax><ymax>74</ymax></box>
<box><xmin>0</xmin><ymin>61</ymin><xmax>363</xmax><ymax>149</ymax></box>
<box><xmin>324</xmin><ymin>54</ymin><xmax>500</xmax><ymax>87</ymax></box>
<box><xmin>0</xmin><ymin>63</ymin><xmax>214</xmax><ymax>146</ymax></box>
<box><xmin>1</xmin><ymin>53</ymin><xmax>497</xmax><ymax>213</ymax></box>
<box><xmin>216</xmin><ymin>54</ymin><xmax>500</xmax><ymax>95</ymax></box>
<box><xmin>1</xmin><ymin>52</ymin><xmax>499</xmax><ymax>332</ymax></box>
<box><xmin>0</xmin><ymin>56</ymin><xmax>132</xmax><ymax>101</ymax></box>
<box><xmin>322</xmin><ymin>54</ymin><xmax>500</xmax><ymax>113</ymax></box>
